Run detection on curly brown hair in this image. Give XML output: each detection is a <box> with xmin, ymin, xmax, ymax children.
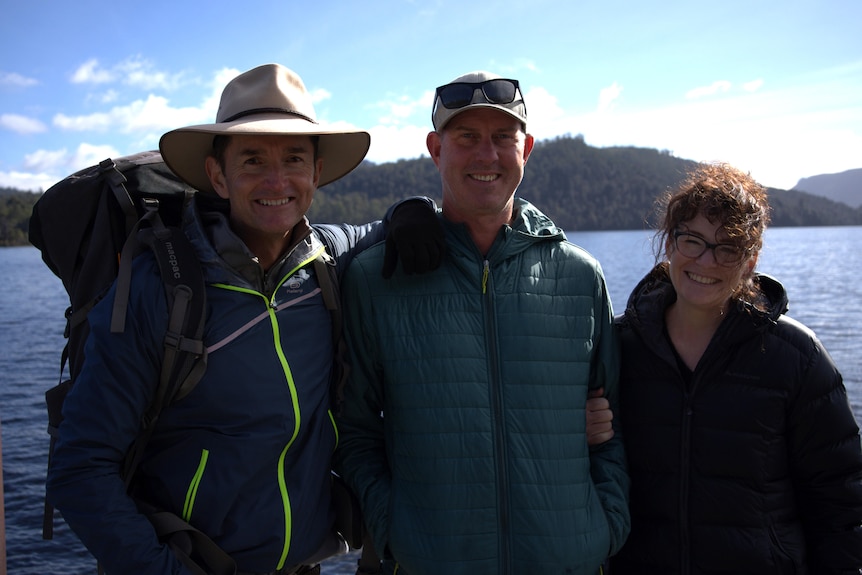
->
<box><xmin>653</xmin><ymin>162</ymin><xmax>771</xmax><ymax>305</ymax></box>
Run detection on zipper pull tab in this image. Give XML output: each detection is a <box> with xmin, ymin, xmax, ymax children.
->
<box><xmin>482</xmin><ymin>260</ymin><xmax>490</xmax><ymax>294</ymax></box>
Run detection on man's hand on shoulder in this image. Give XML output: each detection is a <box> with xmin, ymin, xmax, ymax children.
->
<box><xmin>382</xmin><ymin>199</ymin><xmax>445</xmax><ymax>278</ymax></box>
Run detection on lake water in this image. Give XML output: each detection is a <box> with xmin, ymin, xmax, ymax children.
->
<box><xmin>1</xmin><ymin>226</ymin><xmax>860</xmax><ymax>574</ymax></box>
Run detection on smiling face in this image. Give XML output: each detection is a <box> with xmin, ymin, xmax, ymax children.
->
<box><xmin>205</xmin><ymin>134</ymin><xmax>321</xmax><ymax>265</ymax></box>
<box><xmin>666</xmin><ymin>213</ymin><xmax>757</xmax><ymax>316</ymax></box>
<box><xmin>426</xmin><ymin>107</ymin><xmax>534</xmax><ymax>226</ymax></box>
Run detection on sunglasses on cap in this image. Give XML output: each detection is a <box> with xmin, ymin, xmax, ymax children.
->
<box><xmin>435</xmin><ymin>78</ymin><xmax>523</xmax><ymax>110</ymax></box>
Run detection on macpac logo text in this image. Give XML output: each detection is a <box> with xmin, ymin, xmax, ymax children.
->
<box><xmin>165</xmin><ymin>242</ymin><xmax>182</xmax><ymax>279</ymax></box>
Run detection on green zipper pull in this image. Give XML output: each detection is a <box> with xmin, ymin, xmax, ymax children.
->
<box><xmin>482</xmin><ymin>260</ymin><xmax>490</xmax><ymax>294</ymax></box>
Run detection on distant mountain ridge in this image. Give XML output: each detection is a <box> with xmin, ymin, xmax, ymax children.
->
<box><xmin>794</xmin><ymin>168</ymin><xmax>862</xmax><ymax>208</ymax></box>
<box><xmin>313</xmin><ymin>135</ymin><xmax>862</xmax><ymax>230</ymax></box>
<box><xmin>2</xmin><ymin>136</ymin><xmax>861</xmax><ymax>246</ymax></box>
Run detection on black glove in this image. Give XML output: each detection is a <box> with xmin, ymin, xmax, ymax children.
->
<box><xmin>382</xmin><ymin>199</ymin><xmax>446</xmax><ymax>278</ymax></box>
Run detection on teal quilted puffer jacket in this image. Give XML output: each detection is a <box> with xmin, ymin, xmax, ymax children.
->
<box><xmin>335</xmin><ymin>198</ymin><xmax>630</xmax><ymax>575</ymax></box>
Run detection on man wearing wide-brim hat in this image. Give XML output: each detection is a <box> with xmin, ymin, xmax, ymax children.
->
<box><xmin>160</xmin><ymin>62</ymin><xmax>376</xmax><ymax>270</ymax></box>
<box><xmin>46</xmin><ymin>63</ymin><xmax>442</xmax><ymax>575</ymax></box>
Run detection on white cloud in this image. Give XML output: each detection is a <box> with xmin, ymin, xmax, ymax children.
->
<box><xmin>71</xmin><ymin>57</ymin><xmax>186</xmax><ymax>91</ymax></box>
<box><xmin>598</xmin><ymin>82</ymin><xmax>623</xmax><ymax>113</ymax></box>
<box><xmin>6</xmin><ymin>67</ymin><xmax>239</xmax><ymax>191</ymax></box>
<box><xmin>22</xmin><ymin>148</ymin><xmax>71</xmax><ymax>171</ymax></box>
<box><xmin>371</xmin><ymin>90</ymin><xmax>432</xmax><ymax>127</ymax></box>
<box><xmin>71</xmin><ymin>59</ymin><xmax>114</xmax><ymax>84</ymax></box>
<box><xmin>685</xmin><ymin>80</ymin><xmax>732</xmax><ymax>99</ymax></box>
<box><xmin>6</xmin><ymin>59</ymin><xmax>858</xmax><ymax>197</ymax></box>
<box><xmin>198</xmin><ymin>67</ymin><xmax>241</xmax><ymax>120</ymax></box>
<box><xmin>53</xmin><ymin>110</ymin><xmax>113</xmax><ymax>131</ymax></box>
<box><xmin>45</xmin><ymin>66</ymin><xmax>234</xmax><ymax>152</ymax></box>
<box><xmin>119</xmin><ymin>58</ymin><xmax>185</xmax><ymax>91</ymax></box>
<box><xmin>124</xmin><ymin>95</ymin><xmax>210</xmax><ymax>131</ymax></box>
<box><xmin>743</xmin><ymin>79</ymin><xmax>764</xmax><ymax>92</ymax></box>
<box><xmin>0</xmin><ymin>169</ymin><xmax>56</xmax><ymax>192</ymax></box>
<box><xmin>98</xmin><ymin>89</ymin><xmax>120</xmax><ymax>104</ymax></box>
<box><xmin>0</xmin><ymin>71</ymin><xmax>38</xmax><ymax>88</ymax></box>
<box><xmin>487</xmin><ymin>58</ymin><xmax>541</xmax><ymax>77</ymax></box>
<box><xmin>1</xmin><ymin>143</ymin><xmax>125</xmax><ymax>191</ymax></box>
<box><xmin>0</xmin><ymin>148</ymin><xmax>74</xmax><ymax>191</ymax></box>
<box><xmin>1</xmin><ymin>113</ymin><xmax>47</xmax><ymax>134</ymax></box>
<box><xmin>309</xmin><ymin>88</ymin><xmax>332</xmax><ymax>105</ymax></box>
<box><xmin>53</xmin><ymin>94</ymin><xmax>212</xmax><ymax>134</ymax></box>
<box><xmin>513</xmin><ymin>58</ymin><xmax>540</xmax><ymax>74</ymax></box>
<box><xmin>69</xmin><ymin>143</ymin><xmax>123</xmax><ymax>170</ymax></box>
<box><xmin>558</xmin><ymin>81</ymin><xmax>862</xmax><ymax>190</ymax></box>
<box><xmin>520</xmin><ymin>86</ymin><xmax>569</xmax><ymax>141</ymax></box>
<box><xmin>366</xmin><ymin>124</ymin><xmax>429</xmax><ymax>163</ymax></box>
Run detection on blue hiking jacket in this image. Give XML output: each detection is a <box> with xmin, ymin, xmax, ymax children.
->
<box><xmin>47</xmin><ymin>196</ymin><xmax>381</xmax><ymax>574</ymax></box>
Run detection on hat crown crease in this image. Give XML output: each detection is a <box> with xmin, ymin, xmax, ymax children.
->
<box><xmin>217</xmin><ymin>65</ymin><xmax>316</xmax><ymax>124</ymax></box>
<box><xmin>221</xmin><ymin>107</ymin><xmax>318</xmax><ymax>124</ymax></box>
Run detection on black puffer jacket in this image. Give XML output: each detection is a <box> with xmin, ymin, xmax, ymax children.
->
<box><xmin>610</xmin><ymin>267</ymin><xmax>862</xmax><ymax>575</ymax></box>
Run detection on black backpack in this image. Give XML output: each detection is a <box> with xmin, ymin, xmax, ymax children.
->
<box><xmin>28</xmin><ymin>151</ymin><xmax>209</xmax><ymax>541</ymax></box>
<box><xmin>29</xmin><ymin>151</ymin><xmax>378</xmax><ymax>574</ymax></box>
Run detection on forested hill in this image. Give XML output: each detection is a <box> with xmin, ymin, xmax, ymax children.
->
<box><xmin>2</xmin><ymin>135</ymin><xmax>861</xmax><ymax>246</ymax></box>
<box><xmin>311</xmin><ymin>135</ymin><xmax>862</xmax><ymax>230</ymax></box>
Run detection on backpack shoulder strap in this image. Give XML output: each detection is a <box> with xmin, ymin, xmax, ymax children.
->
<box><xmin>142</xmin><ymin>505</ymin><xmax>236</xmax><ymax>575</ymax></box>
<box><xmin>313</xmin><ymin>253</ymin><xmax>349</xmax><ymax>412</ymax></box>
<box><xmin>119</xmin><ymin>197</ymin><xmax>208</xmax><ymax>484</ymax></box>
<box><xmin>313</xmin><ymin>252</ymin><xmax>341</xmax><ymax>335</ymax></box>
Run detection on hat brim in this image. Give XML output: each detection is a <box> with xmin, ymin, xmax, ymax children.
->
<box><xmin>159</xmin><ymin>113</ymin><xmax>370</xmax><ymax>193</ymax></box>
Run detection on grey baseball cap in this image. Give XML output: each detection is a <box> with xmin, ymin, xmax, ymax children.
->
<box><xmin>431</xmin><ymin>71</ymin><xmax>527</xmax><ymax>131</ymax></box>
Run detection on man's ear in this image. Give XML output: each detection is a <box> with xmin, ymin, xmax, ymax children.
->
<box><xmin>205</xmin><ymin>156</ymin><xmax>229</xmax><ymax>200</ymax></box>
<box><xmin>426</xmin><ymin>131</ymin><xmax>442</xmax><ymax>168</ymax></box>
<box><xmin>522</xmin><ymin>133</ymin><xmax>535</xmax><ymax>162</ymax></box>
<box><xmin>313</xmin><ymin>157</ymin><xmax>323</xmax><ymax>189</ymax></box>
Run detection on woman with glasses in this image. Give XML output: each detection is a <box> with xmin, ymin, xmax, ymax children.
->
<box><xmin>608</xmin><ymin>162</ymin><xmax>862</xmax><ymax>574</ymax></box>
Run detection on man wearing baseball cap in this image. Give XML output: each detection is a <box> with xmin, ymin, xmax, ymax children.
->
<box><xmin>47</xmin><ymin>63</ymin><xmax>441</xmax><ymax>575</ymax></box>
<box><xmin>335</xmin><ymin>71</ymin><xmax>631</xmax><ymax>574</ymax></box>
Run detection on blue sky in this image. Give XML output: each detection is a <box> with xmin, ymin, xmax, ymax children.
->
<box><xmin>1</xmin><ymin>0</ymin><xmax>860</xmax><ymax>192</ymax></box>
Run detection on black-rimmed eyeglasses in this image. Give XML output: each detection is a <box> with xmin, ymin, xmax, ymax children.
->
<box><xmin>672</xmin><ymin>231</ymin><xmax>746</xmax><ymax>266</ymax></box>
<box><xmin>435</xmin><ymin>79</ymin><xmax>522</xmax><ymax>110</ymax></box>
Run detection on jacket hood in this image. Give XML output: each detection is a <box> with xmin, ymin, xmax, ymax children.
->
<box><xmin>753</xmin><ymin>273</ymin><xmax>788</xmax><ymax>322</ymax></box>
<box><xmin>510</xmin><ymin>197</ymin><xmax>565</xmax><ymax>239</ymax></box>
<box><xmin>442</xmin><ymin>197</ymin><xmax>566</xmax><ymax>263</ymax></box>
<box><xmin>497</xmin><ymin>197</ymin><xmax>567</xmax><ymax>257</ymax></box>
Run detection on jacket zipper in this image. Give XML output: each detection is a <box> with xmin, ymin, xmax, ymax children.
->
<box><xmin>183</xmin><ymin>449</ymin><xmax>209</xmax><ymax>521</ymax></box>
<box><xmin>211</xmin><ymin>246</ymin><xmax>326</xmax><ymax>570</ymax></box>
<box><xmin>679</xmin><ymin>377</ymin><xmax>696</xmax><ymax>575</ymax></box>
<box><xmin>482</xmin><ymin>258</ymin><xmax>512</xmax><ymax>574</ymax></box>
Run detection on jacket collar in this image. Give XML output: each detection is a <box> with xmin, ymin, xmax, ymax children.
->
<box><xmin>621</xmin><ymin>265</ymin><xmax>790</xmax><ymax>354</ymax></box>
<box><xmin>442</xmin><ymin>197</ymin><xmax>566</xmax><ymax>261</ymax></box>
<box><xmin>183</xmin><ymin>195</ymin><xmax>318</xmax><ymax>294</ymax></box>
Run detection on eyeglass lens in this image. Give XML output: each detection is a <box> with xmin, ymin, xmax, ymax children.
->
<box><xmin>438</xmin><ymin>79</ymin><xmax>518</xmax><ymax>109</ymax></box>
<box><xmin>675</xmin><ymin>233</ymin><xmax>742</xmax><ymax>265</ymax></box>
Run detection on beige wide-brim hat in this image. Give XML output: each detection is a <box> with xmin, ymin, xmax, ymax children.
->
<box><xmin>159</xmin><ymin>63</ymin><xmax>370</xmax><ymax>193</ymax></box>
